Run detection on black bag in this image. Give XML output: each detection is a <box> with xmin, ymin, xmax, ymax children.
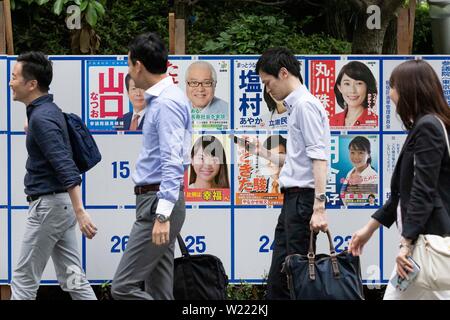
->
<box><xmin>282</xmin><ymin>230</ymin><xmax>365</xmax><ymax>300</ymax></box>
<box><xmin>173</xmin><ymin>234</ymin><xmax>229</xmax><ymax>300</ymax></box>
<box><xmin>64</xmin><ymin>113</ymin><xmax>102</xmax><ymax>173</ymax></box>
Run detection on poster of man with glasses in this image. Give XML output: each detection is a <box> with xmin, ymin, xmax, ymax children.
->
<box><xmin>185</xmin><ymin>61</ymin><xmax>230</xmax><ymax>130</ymax></box>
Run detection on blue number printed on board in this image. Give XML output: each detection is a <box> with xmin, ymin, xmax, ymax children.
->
<box><xmin>185</xmin><ymin>235</ymin><xmax>207</xmax><ymax>253</ymax></box>
<box><xmin>111</xmin><ymin>235</ymin><xmax>130</xmax><ymax>253</ymax></box>
<box><xmin>333</xmin><ymin>235</ymin><xmax>352</xmax><ymax>253</ymax></box>
<box><xmin>259</xmin><ymin>235</ymin><xmax>274</xmax><ymax>253</ymax></box>
<box><xmin>112</xmin><ymin>161</ymin><xmax>130</xmax><ymax>179</ymax></box>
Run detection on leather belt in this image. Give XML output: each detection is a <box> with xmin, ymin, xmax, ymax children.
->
<box><xmin>134</xmin><ymin>184</ymin><xmax>184</xmax><ymax>195</ymax></box>
<box><xmin>26</xmin><ymin>190</ymin><xmax>67</xmax><ymax>203</ymax></box>
<box><xmin>281</xmin><ymin>187</ymin><xmax>314</xmax><ymax>194</ymax></box>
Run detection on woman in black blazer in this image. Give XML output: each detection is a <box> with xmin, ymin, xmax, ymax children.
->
<box><xmin>349</xmin><ymin>60</ymin><xmax>450</xmax><ymax>300</ymax></box>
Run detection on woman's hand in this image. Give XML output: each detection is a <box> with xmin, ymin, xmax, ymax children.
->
<box><xmin>396</xmin><ymin>241</ymin><xmax>414</xmax><ymax>279</ymax></box>
<box><xmin>348</xmin><ymin>219</ymin><xmax>380</xmax><ymax>256</ymax></box>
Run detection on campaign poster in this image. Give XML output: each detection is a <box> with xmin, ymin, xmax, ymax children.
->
<box><xmin>173</xmin><ymin>59</ymin><xmax>230</xmax><ymax>131</ymax></box>
<box><xmin>310</xmin><ymin>59</ymin><xmax>379</xmax><ymax>131</ymax></box>
<box><xmin>426</xmin><ymin>59</ymin><xmax>450</xmax><ymax>107</ymax></box>
<box><xmin>327</xmin><ymin>134</ymin><xmax>379</xmax><ymax>208</ymax></box>
<box><xmin>233</xmin><ymin>60</ymin><xmax>264</xmax><ymax>130</ymax></box>
<box><xmin>382</xmin><ymin>59</ymin><xmax>410</xmax><ymax>132</ymax></box>
<box><xmin>234</xmin><ymin>133</ymin><xmax>287</xmax><ymax>205</ymax></box>
<box><xmin>382</xmin><ymin>134</ymin><xmax>407</xmax><ymax>204</ymax></box>
<box><xmin>234</xmin><ymin>58</ymin><xmax>306</xmax><ymax>131</ymax></box>
<box><xmin>184</xmin><ymin>133</ymin><xmax>231</xmax><ymax>204</ymax></box>
<box><xmin>86</xmin><ymin>59</ymin><xmax>129</xmax><ymax>131</ymax></box>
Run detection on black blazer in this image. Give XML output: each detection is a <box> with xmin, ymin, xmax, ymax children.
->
<box><xmin>372</xmin><ymin>114</ymin><xmax>450</xmax><ymax>241</ymax></box>
<box><xmin>116</xmin><ymin>111</ymin><xmax>145</xmax><ymax>131</ymax></box>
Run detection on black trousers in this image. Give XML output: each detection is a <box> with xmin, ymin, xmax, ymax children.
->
<box><xmin>266</xmin><ymin>188</ymin><xmax>316</xmax><ymax>300</ymax></box>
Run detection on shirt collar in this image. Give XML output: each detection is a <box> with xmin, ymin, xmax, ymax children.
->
<box><xmin>133</xmin><ymin>108</ymin><xmax>146</xmax><ymax>118</ymax></box>
<box><xmin>144</xmin><ymin>76</ymin><xmax>173</xmax><ymax>100</ymax></box>
<box><xmin>26</xmin><ymin>94</ymin><xmax>54</xmax><ymax>118</ymax></box>
<box><xmin>29</xmin><ymin>94</ymin><xmax>53</xmax><ymax>107</ymax></box>
<box><xmin>283</xmin><ymin>85</ymin><xmax>308</xmax><ymax>113</ymax></box>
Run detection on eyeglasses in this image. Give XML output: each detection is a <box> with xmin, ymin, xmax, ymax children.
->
<box><xmin>186</xmin><ymin>80</ymin><xmax>216</xmax><ymax>88</ymax></box>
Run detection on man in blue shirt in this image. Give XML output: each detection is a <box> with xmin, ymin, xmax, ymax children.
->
<box><xmin>256</xmin><ymin>48</ymin><xmax>331</xmax><ymax>299</ymax></box>
<box><xmin>111</xmin><ymin>32</ymin><xmax>192</xmax><ymax>300</ymax></box>
<box><xmin>9</xmin><ymin>52</ymin><xmax>97</xmax><ymax>300</ymax></box>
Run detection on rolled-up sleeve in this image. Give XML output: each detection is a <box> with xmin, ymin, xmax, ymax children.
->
<box><xmin>155</xmin><ymin>99</ymin><xmax>187</xmax><ymax>216</ymax></box>
<box><xmin>298</xmin><ymin>101</ymin><xmax>328</xmax><ymax>160</ymax></box>
<box><xmin>30</xmin><ymin>111</ymin><xmax>81</xmax><ymax>189</ymax></box>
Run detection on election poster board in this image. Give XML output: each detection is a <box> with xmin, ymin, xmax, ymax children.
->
<box><xmin>2</xmin><ymin>54</ymin><xmax>449</xmax><ymax>285</ymax></box>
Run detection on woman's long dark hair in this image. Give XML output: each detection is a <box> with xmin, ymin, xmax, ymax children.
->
<box><xmin>389</xmin><ymin>59</ymin><xmax>450</xmax><ymax>130</ymax></box>
<box><xmin>189</xmin><ymin>135</ymin><xmax>230</xmax><ymax>188</ymax></box>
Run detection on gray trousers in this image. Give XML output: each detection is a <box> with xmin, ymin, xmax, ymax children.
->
<box><xmin>11</xmin><ymin>193</ymin><xmax>96</xmax><ymax>300</ymax></box>
<box><xmin>111</xmin><ymin>191</ymin><xmax>185</xmax><ymax>300</ymax></box>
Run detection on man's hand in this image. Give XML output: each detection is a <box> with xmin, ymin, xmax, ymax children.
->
<box><xmin>153</xmin><ymin>220</ymin><xmax>170</xmax><ymax>246</ymax></box>
<box><xmin>75</xmin><ymin>208</ymin><xmax>98</xmax><ymax>239</ymax></box>
<box><xmin>310</xmin><ymin>202</ymin><xmax>328</xmax><ymax>233</ymax></box>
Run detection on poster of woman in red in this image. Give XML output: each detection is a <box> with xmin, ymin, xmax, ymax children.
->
<box><xmin>310</xmin><ymin>60</ymin><xmax>379</xmax><ymax>130</ymax></box>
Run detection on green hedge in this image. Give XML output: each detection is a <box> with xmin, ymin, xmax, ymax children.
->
<box><xmin>11</xmin><ymin>0</ymin><xmax>351</xmax><ymax>55</ymax></box>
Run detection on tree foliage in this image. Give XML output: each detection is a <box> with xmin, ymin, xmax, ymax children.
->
<box><xmin>10</xmin><ymin>0</ymin><xmax>431</xmax><ymax>55</ymax></box>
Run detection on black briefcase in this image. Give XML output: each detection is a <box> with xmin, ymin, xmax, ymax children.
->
<box><xmin>173</xmin><ymin>234</ymin><xmax>229</xmax><ymax>300</ymax></box>
<box><xmin>282</xmin><ymin>230</ymin><xmax>365</xmax><ymax>300</ymax></box>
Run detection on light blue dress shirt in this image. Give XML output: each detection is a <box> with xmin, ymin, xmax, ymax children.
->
<box><xmin>279</xmin><ymin>84</ymin><xmax>331</xmax><ymax>189</ymax></box>
<box><xmin>132</xmin><ymin>76</ymin><xmax>192</xmax><ymax>216</ymax></box>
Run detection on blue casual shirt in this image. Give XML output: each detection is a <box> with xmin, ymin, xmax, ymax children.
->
<box><xmin>132</xmin><ymin>76</ymin><xmax>192</xmax><ymax>216</ymax></box>
<box><xmin>25</xmin><ymin>94</ymin><xmax>81</xmax><ymax>196</ymax></box>
<box><xmin>279</xmin><ymin>84</ymin><xmax>331</xmax><ymax>189</ymax></box>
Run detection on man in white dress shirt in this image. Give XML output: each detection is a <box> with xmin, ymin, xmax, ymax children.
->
<box><xmin>256</xmin><ymin>47</ymin><xmax>331</xmax><ymax>299</ymax></box>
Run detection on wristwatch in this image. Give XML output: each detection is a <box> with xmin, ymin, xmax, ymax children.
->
<box><xmin>315</xmin><ymin>193</ymin><xmax>326</xmax><ymax>202</ymax></box>
<box><xmin>155</xmin><ymin>214</ymin><xmax>170</xmax><ymax>223</ymax></box>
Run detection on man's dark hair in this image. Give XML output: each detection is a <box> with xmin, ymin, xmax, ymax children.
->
<box><xmin>125</xmin><ymin>74</ymin><xmax>132</xmax><ymax>92</ymax></box>
<box><xmin>263</xmin><ymin>135</ymin><xmax>287</xmax><ymax>151</ymax></box>
<box><xmin>256</xmin><ymin>47</ymin><xmax>303</xmax><ymax>83</ymax></box>
<box><xmin>128</xmin><ymin>32</ymin><xmax>168</xmax><ymax>74</ymax></box>
<box><xmin>16</xmin><ymin>51</ymin><xmax>52</xmax><ymax>92</ymax></box>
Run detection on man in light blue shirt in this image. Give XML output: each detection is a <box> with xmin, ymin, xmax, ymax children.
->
<box><xmin>256</xmin><ymin>47</ymin><xmax>330</xmax><ymax>299</ymax></box>
<box><xmin>112</xmin><ymin>32</ymin><xmax>192</xmax><ymax>300</ymax></box>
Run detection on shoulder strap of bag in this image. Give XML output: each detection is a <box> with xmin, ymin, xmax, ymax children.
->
<box><xmin>434</xmin><ymin>115</ymin><xmax>450</xmax><ymax>158</ymax></box>
<box><xmin>177</xmin><ymin>234</ymin><xmax>191</xmax><ymax>257</ymax></box>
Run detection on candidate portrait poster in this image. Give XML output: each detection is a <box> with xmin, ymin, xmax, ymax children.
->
<box><xmin>327</xmin><ymin>134</ymin><xmax>379</xmax><ymax>208</ymax></box>
<box><xmin>234</xmin><ymin>133</ymin><xmax>287</xmax><ymax>206</ymax></box>
<box><xmin>234</xmin><ymin>58</ymin><xmax>305</xmax><ymax>131</ymax></box>
<box><xmin>171</xmin><ymin>59</ymin><xmax>231</xmax><ymax>131</ymax></box>
<box><xmin>310</xmin><ymin>59</ymin><xmax>380</xmax><ymax>131</ymax></box>
<box><xmin>184</xmin><ymin>133</ymin><xmax>231</xmax><ymax>204</ymax></box>
<box><xmin>86</xmin><ymin>59</ymin><xmax>129</xmax><ymax>131</ymax></box>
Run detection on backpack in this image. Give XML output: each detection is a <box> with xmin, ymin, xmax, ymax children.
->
<box><xmin>174</xmin><ymin>234</ymin><xmax>229</xmax><ymax>300</ymax></box>
<box><xmin>63</xmin><ymin>113</ymin><xmax>102</xmax><ymax>174</ymax></box>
